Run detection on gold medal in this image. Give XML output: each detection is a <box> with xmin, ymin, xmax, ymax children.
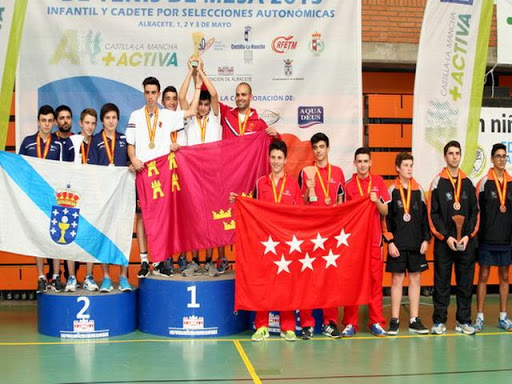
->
<box><xmin>446</xmin><ymin>168</ymin><xmax>462</xmax><ymax>212</ymax></box>
<box><xmin>269</xmin><ymin>173</ymin><xmax>287</xmax><ymax>204</ymax></box>
<box><xmin>149</xmin><ymin>142</ymin><xmax>156</xmax><ymax>149</ymax></box>
<box><xmin>453</xmin><ymin>202</ymin><xmax>461</xmax><ymax>210</ymax></box>
<box><xmin>325</xmin><ymin>197</ymin><xmax>332</xmax><ymax>205</ymax></box>
<box><xmin>500</xmin><ymin>204</ymin><xmax>507</xmax><ymax>213</ymax></box>
<box><xmin>403</xmin><ymin>213</ymin><xmax>411</xmax><ymax>222</ymax></box>
<box><xmin>36</xmin><ymin>134</ymin><xmax>52</xmax><ymax>159</ymax></box>
<box><xmin>315</xmin><ymin>164</ymin><xmax>333</xmax><ymax>206</ymax></box>
<box><xmin>102</xmin><ymin>130</ymin><xmax>116</xmax><ymax>166</ymax></box>
<box><xmin>145</xmin><ymin>106</ymin><xmax>159</xmax><ymax>147</ymax></box>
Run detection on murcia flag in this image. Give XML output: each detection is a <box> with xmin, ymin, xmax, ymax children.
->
<box><xmin>0</xmin><ymin>152</ymin><xmax>135</xmax><ymax>265</ymax></box>
<box><xmin>234</xmin><ymin>196</ymin><xmax>374</xmax><ymax>311</ymax></box>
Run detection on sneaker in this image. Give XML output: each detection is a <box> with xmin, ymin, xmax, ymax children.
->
<box><xmin>322</xmin><ymin>321</ymin><xmax>341</xmax><ymax>339</ymax></box>
<box><xmin>207</xmin><ymin>261</ymin><xmax>219</xmax><ymax>277</ymax></box>
<box><xmin>36</xmin><ymin>278</ymin><xmax>47</xmax><ymax>293</ymax></box>
<box><xmin>301</xmin><ymin>326</ymin><xmax>314</xmax><ymax>340</ymax></box>
<box><xmin>153</xmin><ymin>261</ymin><xmax>173</xmax><ymax>277</ymax></box>
<box><xmin>216</xmin><ymin>258</ymin><xmax>229</xmax><ymax>275</ymax></box>
<box><xmin>137</xmin><ymin>261</ymin><xmax>150</xmax><ymax>278</ymax></box>
<box><xmin>99</xmin><ymin>277</ymin><xmax>113</xmax><ymax>293</ymax></box>
<box><xmin>50</xmin><ymin>278</ymin><xmax>64</xmax><ymax>292</ymax></box>
<box><xmin>455</xmin><ymin>322</ymin><xmax>476</xmax><ymax>335</ymax></box>
<box><xmin>370</xmin><ymin>323</ymin><xmax>387</xmax><ymax>337</ymax></box>
<box><xmin>65</xmin><ymin>276</ymin><xmax>77</xmax><ymax>292</ymax></box>
<box><xmin>118</xmin><ymin>277</ymin><xmax>133</xmax><ymax>292</ymax></box>
<box><xmin>431</xmin><ymin>322</ymin><xmax>446</xmax><ymax>335</ymax></box>
<box><xmin>498</xmin><ymin>316</ymin><xmax>512</xmax><ymax>332</ymax></box>
<box><xmin>177</xmin><ymin>255</ymin><xmax>188</xmax><ymax>271</ymax></box>
<box><xmin>388</xmin><ymin>318</ymin><xmax>399</xmax><ymax>336</ymax></box>
<box><xmin>472</xmin><ymin>317</ymin><xmax>484</xmax><ymax>332</ymax></box>
<box><xmin>409</xmin><ymin>318</ymin><xmax>429</xmax><ymax>334</ymax></box>
<box><xmin>342</xmin><ymin>324</ymin><xmax>356</xmax><ymax>337</ymax></box>
<box><xmin>280</xmin><ymin>330</ymin><xmax>297</xmax><ymax>342</ymax></box>
<box><xmin>182</xmin><ymin>261</ymin><xmax>200</xmax><ymax>277</ymax></box>
<box><xmin>251</xmin><ymin>326</ymin><xmax>270</xmax><ymax>342</ymax></box>
<box><xmin>83</xmin><ymin>275</ymin><xmax>99</xmax><ymax>292</ymax></box>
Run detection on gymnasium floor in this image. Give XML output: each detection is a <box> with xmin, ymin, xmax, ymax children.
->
<box><xmin>1</xmin><ymin>295</ymin><xmax>511</xmax><ymax>384</ymax></box>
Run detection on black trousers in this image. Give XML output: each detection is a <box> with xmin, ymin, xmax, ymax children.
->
<box><xmin>432</xmin><ymin>239</ymin><xmax>475</xmax><ymax>324</ymax></box>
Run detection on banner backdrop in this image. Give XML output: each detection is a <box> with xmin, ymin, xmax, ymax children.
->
<box><xmin>412</xmin><ymin>0</ymin><xmax>493</xmax><ymax>189</ymax></box>
<box><xmin>497</xmin><ymin>0</ymin><xmax>512</xmax><ymax>64</ymax></box>
<box><xmin>16</xmin><ymin>0</ymin><xmax>362</xmax><ymax>175</ymax></box>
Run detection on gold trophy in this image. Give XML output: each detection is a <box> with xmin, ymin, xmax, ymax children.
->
<box><xmin>452</xmin><ymin>215</ymin><xmax>465</xmax><ymax>251</ymax></box>
<box><xmin>58</xmin><ymin>217</ymin><xmax>70</xmax><ymax>244</ymax></box>
<box><xmin>303</xmin><ymin>166</ymin><xmax>318</xmax><ymax>202</ymax></box>
<box><xmin>191</xmin><ymin>32</ymin><xmax>204</xmax><ymax>68</ymax></box>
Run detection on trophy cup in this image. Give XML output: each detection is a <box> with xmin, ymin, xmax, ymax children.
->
<box><xmin>452</xmin><ymin>215</ymin><xmax>465</xmax><ymax>251</ymax></box>
<box><xmin>303</xmin><ymin>166</ymin><xmax>318</xmax><ymax>202</ymax></box>
<box><xmin>191</xmin><ymin>32</ymin><xmax>204</xmax><ymax>68</ymax></box>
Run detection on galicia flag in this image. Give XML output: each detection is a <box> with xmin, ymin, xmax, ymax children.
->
<box><xmin>234</xmin><ymin>196</ymin><xmax>375</xmax><ymax>311</ymax></box>
<box><xmin>0</xmin><ymin>152</ymin><xmax>135</xmax><ymax>265</ymax></box>
<box><xmin>136</xmin><ymin>131</ymin><xmax>271</xmax><ymax>262</ymax></box>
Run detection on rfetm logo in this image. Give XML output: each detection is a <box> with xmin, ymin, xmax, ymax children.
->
<box><xmin>271</xmin><ymin>36</ymin><xmax>298</xmax><ymax>54</ymax></box>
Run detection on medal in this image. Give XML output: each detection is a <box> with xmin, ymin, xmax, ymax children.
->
<box><xmin>269</xmin><ymin>173</ymin><xmax>287</xmax><ymax>204</ymax></box>
<box><xmin>398</xmin><ymin>178</ymin><xmax>412</xmax><ymax>222</ymax></box>
<box><xmin>403</xmin><ymin>213</ymin><xmax>411</xmax><ymax>222</ymax></box>
<box><xmin>108</xmin><ymin>163</ymin><xmax>115</xmax><ymax>167</ymax></box>
<box><xmin>238</xmin><ymin>112</ymin><xmax>249</xmax><ymax>136</ymax></box>
<box><xmin>197</xmin><ymin>115</ymin><xmax>209</xmax><ymax>143</ymax></box>
<box><xmin>102</xmin><ymin>130</ymin><xmax>116</xmax><ymax>166</ymax></box>
<box><xmin>446</xmin><ymin>168</ymin><xmax>462</xmax><ymax>212</ymax></box>
<box><xmin>492</xmin><ymin>169</ymin><xmax>508</xmax><ymax>214</ymax></box>
<box><xmin>80</xmin><ymin>139</ymin><xmax>90</xmax><ymax>164</ymax></box>
<box><xmin>148</xmin><ymin>142</ymin><xmax>156</xmax><ymax>149</ymax></box>
<box><xmin>356</xmin><ymin>174</ymin><xmax>372</xmax><ymax>197</ymax></box>
<box><xmin>36</xmin><ymin>134</ymin><xmax>52</xmax><ymax>159</ymax></box>
<box><xmin>315</xmin><ymin>163</ymin><xmax>332</xmax><ymax>206</ymax></box>
<box><xmin>145</xmin><ymin>106</ymin><xmax>159</xmax><ymax>148</ymax></box>
<box><xmin>453</xmin><ymin>202</ymin><xmax>461</xmax><ymax>210</ymax></box>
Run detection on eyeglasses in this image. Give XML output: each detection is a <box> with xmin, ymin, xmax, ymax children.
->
<box><xmin>493</xmin><ymin>155</ymin><xmax>507</xmax><ymax>160</ymax></box>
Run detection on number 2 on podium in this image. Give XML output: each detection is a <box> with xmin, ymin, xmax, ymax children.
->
<box><xmin>187</xmin><ymin>286</ymin><xmax>200</xmax><ymax>308</ymax></box>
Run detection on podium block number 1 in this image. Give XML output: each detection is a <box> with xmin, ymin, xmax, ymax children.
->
<box><xmin>187</xmin><ymin>286</ymin><xmax>200</xmax><ymax>308</ymax></box>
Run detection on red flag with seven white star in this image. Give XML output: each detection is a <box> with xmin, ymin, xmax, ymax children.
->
<box><xmin>234</xmin><ymin>196</ymin><xmax>375</xmax><ymax>311</ymax></box>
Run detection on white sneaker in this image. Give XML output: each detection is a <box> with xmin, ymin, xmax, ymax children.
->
<box><xmin>431</xmin><ymin>323</ymin><xmax>446</xmax><ymax>335</ymax></box>
<box><xmin>83</xmin><ymin>275</ymin><xmax>99</xmax><ymax>291</ymax></box>
<box><xmin>64</xmin><ymin>276</ymin><xmax>77</xmax><ymax>292</ymax></box>
<box><xmin>455</xmin><ymin>322</ymin><xmax>476</xmax><ymax>335</ymax></box>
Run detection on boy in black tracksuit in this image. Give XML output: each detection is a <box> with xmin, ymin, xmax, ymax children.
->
<box><xmin>428</xmin><ymin>141</ymin><xmax>479</xmax><ymax>335</ymax></box>
<box><xmin>383</xmin><ymin>152</ymin><xmax>430</xmax><ymax>335</ymax></box>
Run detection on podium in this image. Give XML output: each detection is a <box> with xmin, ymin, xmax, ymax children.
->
<box><xmin>38</xmin><ymin>289</ymin><xmax>137</xmax><ymax>338</ymax></box>
<box><xmin>138</xmin><ymin>272</ymin><xmax>249</xmax><ymax>337</ymax></box>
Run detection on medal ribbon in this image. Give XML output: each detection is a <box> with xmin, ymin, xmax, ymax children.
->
<box><xmin>80</xmin><ymin>140</ymin><xmax>90</xmax><ymax>164</ymax></box>
<box><xmin>398</xmin><ymin>179</ymin><xmax>412</xmax><ymax>216</ymax></box>
<box><xmin>446</xmin><ymin>168</ymin><xmax>461</xmax><ymax>206</ymax></box>
<box><xmin>492</xmin><ymin>169</ymin><xmax>507</xmax><ymax>209</ymax></box>
<box><xmin>238</xmin><ymin>112</ymin><xmax>249</xmax><ymax>136</ymax></box>
<box><xmin>171</xmin><ymin>131</ymin><xmax>177</xmax><ymax>144</ymax></box>
<box><xmin>270</xmin><ymin>173</ymin><xmax>287</xmax><ymax>204</ymax></box>
<box><xmin>197</xmin><ymin>115</ymin><xmax>209</xmax><ymax>143</ymax></box>
<box><xmin>36</xmin><ymin>134</ymin><xmax>51</xmax><ymax>159</ymax></box>
<box><xmin>356</xmin><ymin>174</ymin><xmax>372</xmax><ymax>197</ymax></box>
<box><xmin>102</xmin><ymin>131</ymin><xmax>116</xmax><ymax>165</ymax></box>
<box><xmin>315</xmin><ymin>164</ymin><xmax>331</xmax><ymax>200</ymax></box>
<box><xmin>145</xmin><ymin>106</ymin><xmax>159</xmax><ymax>145</ymax></box>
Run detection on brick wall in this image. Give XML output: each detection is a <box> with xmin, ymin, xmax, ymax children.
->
<box><xmin>362</xmin><ymin>0</ymin><xmax>497</xmax><ymax>47</ymax></box>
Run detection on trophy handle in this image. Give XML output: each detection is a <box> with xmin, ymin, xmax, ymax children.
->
<box><xmin>303</xmin><ymin>166</ymin><xmax>317</xmax><ymax>202</ymax></box>
<box><xmin>452</xmin><ymin>215</ymin><xmax>465</xmax><ymax>251</ymax></box>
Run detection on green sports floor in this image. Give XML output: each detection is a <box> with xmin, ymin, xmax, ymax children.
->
<box><xmin>1</xmin><ymin>295</ymin><xmax>511</xmax><ymax>384</ymax></box>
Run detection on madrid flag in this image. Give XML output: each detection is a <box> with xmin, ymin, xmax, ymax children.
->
<box><xmin>234</xmin><ymin>196</ymin><xmax>375</xmax><ymax>311</ymax></box>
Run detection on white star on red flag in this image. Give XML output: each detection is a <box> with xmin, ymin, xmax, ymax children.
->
<box><xmin>323</xmin><ymin>249</ymin><xmax>340</xmax><ymax>268</ymax></box>
<box><xmin>285</xmin><ymin>234</ymin><xmax>304</xmax><ymax>253</ymax></box>
<box><xmin>274</xmin><ymin>254</ymin><xmax>292</xmax><ymax>274</ymax></box>
<box><xmin>310</xmin><ymin>232</ymin><xmax>328</xmax><ymax>251</ymax></box>
<box><xmin>298</xmin><ymin>252</ymin><xmax>316</xmax><ymax>272</ymax></box>
<box><xmin>335</xmin><ymin>228</ymin><xmax>351</xmax><ymax>248</ymax></box>
<box><xmin>261</xmin><ymin>235</ymin><xmax>280</xmax><ymax>255</ymax></box>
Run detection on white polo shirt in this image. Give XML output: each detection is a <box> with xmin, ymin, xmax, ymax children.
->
<box><xmin>185</xmin><ymin>110</ymin><xmax>222</xmax><ymax>146</ymax></box>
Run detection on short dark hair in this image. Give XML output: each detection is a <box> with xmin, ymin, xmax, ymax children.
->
<box><xmin>199</xmin><ymin>90</ymin><xmax>211</xmax><ymax>102</ymax></box>
<box><xmin>80</xmin><ymin>108</ymin><xmax>97</xmax><ymax>122</ymax></box>
<box><xmin>100</xmin><ymin>103</ymin><xmax>120</xmax><ymax>122</ymax></box>
<box><xmin>354</xmin><ymin>147</ymin><xmax>371</xmax><ymax>159</ymax></box>
<box><xmin>143</xmin><ymin>77</ymin><xmax>161</xmax><ymax>92</ymax></box>
<box><xmin>395</xmin><ymin>152</ymin><xmax>413</xmax><ymax>168</ymax></box>
<box><xmin>491</xmin><ymin>143</ymin><xmax>507</xmax><ymax>157</ymax></box>
<box><xmin>310</xmin><ymin>132</ymin><xmax>329</xmax><ymax>148</ymax></box>
<box><xmin>237</xmin><ymin>82</ymin><xmax>252</xmax><ymax>95</ymax></box>
<box><xmin>162</xmin><ymin>86</ymin><xmax>177</xmax><ymax>100</ymax></box>
<box><xmin>38</xmin><ymin>105</ymin><xmax>55</xmax><ymax>119</ymax></box>
<box><xmin>269</xmin><ymin>140</ymin><xmax>287</xmax><ymax>158</ymax></box>
<box><xmin>55</xmin><ymin>105</ymin><xmax>72</xmax><ymax>118</ymax></box>
<box><xmin>443</xmin><ymin>140</ymin><xmax>461</xmax><ymax>156</ymax></box>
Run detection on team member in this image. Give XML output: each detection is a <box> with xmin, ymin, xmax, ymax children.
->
<box><xmin>383</xmin><ymin>152</ymin><xmax>430</xmax><ymax>335</ymax></box>
<box><xmin>88</xmin><ymin>103</ymin><xmax>132</xmax><ymax>292</ymax></box>
<box><xmin>473</xmin><ymin>143</ymin><xmax>512</xmax><ymax>332</ymax></box>
<box><xmin>19</xmin><ymin>105</ymin><xmax>64</xmax><ymax>293</ymax></box>
<box><xmin>55</xmin><ymin>105</ymin><xmax>75</xmax><ymax>162</ymax></box>
<box><xmin>126</xmin><ymin>74</ymin><xmax>200</xmax><ymax>279</ymax></box>
<box><xmin>297</xmin><ymin>132</ymin><xmax>345</xmax><ymax>339</ymax></box>
<box><xmin>163</xmin><ymin>85</ymin><xmax>188</xmax><ymax>150</ymax></box>
<box><xmin>179</xmin><ymin>59</ymin><xmax>226</xmax><ymax>277</ymax></box>
<box><xmin>230</xmin><ymin>140</ymin><xmax>302</xmax><ymax>342</ymax></box>
<box><xmin>219</xmin><ymin>82</ymin><xmax>277</xmax><ymax>139</ymax></box>
<box><xmin>342</xmin><ymin>147</ymin><xmax>390</xmax><ymax>337</ymax></box>
<box><xmin>64</xmin><ymin>108</ymin><xmax>100</xmax><ymax>292</ymax></box>
<box><xmin>428</xmin><ymin>141</ymin><xmax>479</xmax><ymax>335</ymax></box>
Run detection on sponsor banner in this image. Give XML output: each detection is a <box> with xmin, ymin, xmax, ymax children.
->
<box><xmin>497</xmin><ymin>0</ymin><xmax>512</xmax><ymax>64</ymax></box>
<box><xmin>412</xmin><ymin>0</ymin><xmax>493</xmax><ymax>189</ymax></box>
<box><xmin>17</xmin><ymin>0</ymin><xmax>361</xmax><ymax>175</ymax></box>
<box><xmin>0</xmin><ymin>152</ymin><xmax>135</xmax><ymax>265</ymax></box>
<box><xmin>471</xmin><ymin>107</ymin><xmax>512</xmax><ymax>179</ymax></box>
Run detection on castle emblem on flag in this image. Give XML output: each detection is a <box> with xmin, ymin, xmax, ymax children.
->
<box><xmin>50</xmin><ymin>187</ymin><xmax>80</xmax><ymax>245</ymax></box>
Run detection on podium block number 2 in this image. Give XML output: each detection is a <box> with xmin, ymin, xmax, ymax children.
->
<box><xmin>187</xmin><ymin>286</ymin><xmax>200</xmax><ymax>308</ymax></box>
<box><xmin>77</xmin><ymin>297</ymin><xmax>91</xmax><ymax>319</ymax></box>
